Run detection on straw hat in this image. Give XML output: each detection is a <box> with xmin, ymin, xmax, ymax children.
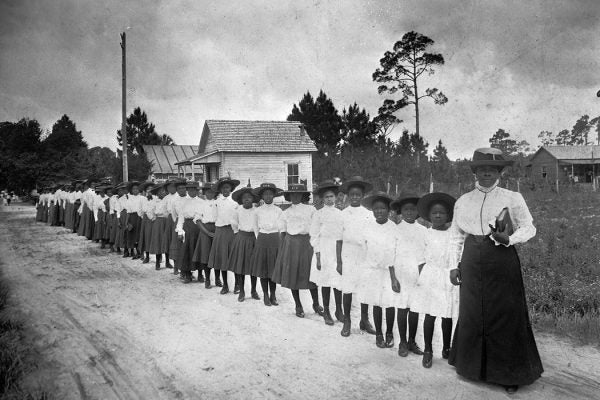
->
<box><xmin>340</xmin><ymin>176</ymin><xmax>373</xmax><ymax>194</ymax></box>
<box><xmin>390</xmin><ymin>193</ymin><xmax>421</xmax><ymax>213</ymax></box>
<box><xmin>470</xmin><ymin>148</ymin><xmax>513</xmax><ymax>173</ymax></box>
<box><xmin>232</xmin><ymin>187</ymin><xmax>258</xmax><ymax>205</ymax></box>
<box><xmin>313</xmin><ymin>180</ymin><xmax>340</xmax><ymax>197</ymax></box>
<box><xmin>416</xmin><ymin>192</ymin><xmax>456</xmax><ymax>222</ymax></box>
<box><xmin>254</xmin><ymin>182</ymin><xmax>283</xmax><ymax>198</ymax></box>
<box><xmin>362</xmin><ymin>191</ymin><xmax>393</xmax><ymax>209</ymax></box>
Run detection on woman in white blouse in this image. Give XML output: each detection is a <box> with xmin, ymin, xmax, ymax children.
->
<box><xmin>447</xmin><ymin>148</ymin><xmax>543</xmax><ymax>394</ymax></box>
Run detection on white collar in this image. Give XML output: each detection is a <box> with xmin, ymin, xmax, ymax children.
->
<box><xmin>475</xmin><ymin>179</ymin><xmax>499</xmax><ymax>194</ymax></box>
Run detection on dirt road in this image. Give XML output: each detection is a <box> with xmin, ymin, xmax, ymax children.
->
<box><xmin>1</xmin><ymin>204</ymin><xmax>600</xmax><ymax>400</ymax></box>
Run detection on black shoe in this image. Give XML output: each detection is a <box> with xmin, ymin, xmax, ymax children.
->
<box><xmin>442</xmin><ymin>348</ymin><xmax>450</xmax><ymax>360</ymax></box>
<box><xmin>312</xmin><ymin>304</ymin><xmax>324</xmax><ymax>316</ymax></box>
<box><xmin>122</xmin><ymin>250</ymin><xmax>130</xmax><ymax>258</ymax></box>
<box><xmin>360</xmin><ymin>320</ymin><xmax>377</xmax><ymax>335</ymax></box>
<box><xmin>269</xmin><ymin>295</ymin><xmax>279</xmax><ymax>306</ymax></box>
<box><xmin>341</xmin><ymin>319</ymin><xmax>351</xmax><ymax>337</ymax></box>
<box><xmin>174</xmin><ymin>269</ymin><xmax>179</xmax><ymax>275</ymax></box>
<box><xmin>234</xmin><ymin>284</ymin><xmax>240</xmax><ymax>294</ymax></box>
<box><xmin>109</xmin><ymin>246</ymin><xmax>115</xmax><ymax>253</ymax></box>
<box><xmin>215</xmin><ymin>278</ymin><xmax>223</xmax><ymax>287</ymax></box>
<box><xmin>504</xmin><ymin>385</ymin><xmax>518</xmax><ymax>394</ymax></box>
<box><xmin>220</xmin><ymin>285</ymin><xmax>229</xmax><ymax>295</ymax></box>
<box><xmin>408</xmin><ymin>341</ymin><xmax>424</xmax><ymax>355</ymax></box>
<box><xmin>323</xmin><ymin>310</ymin><xmax>334</xmax><ymax>326</ymax></box>
<box><xmin>238</xmin><ymin>291</ymin><xmax>245</xmax><ymax>302</ymax></box>
<box><xmin>155</xmin><ymin>263</ymin><xmax>160</xmax><ymax>271</ymax></box>
<box><xmin>335</xmin><ymin>309</ymin><xmax>345</xmax><ymax>323</ymax></box>
<box><xmin>205</xmin><ymin>281</ymin><xmax>212</xmax><ymax>289</ymax></box>
<box><xmin>263</xmin><ymin>296</ymin><xmax>272</xmax><ymax>307</ymax></box>
<box><xmin>183</xmin><ymin>274</ymin><xmax>192</xmax><ymax>284</ymax></box>
<box><xmin>376</xmin><ymin>334</ymin><xmax>386</xmax><ymax>348</ymax></box>
<box><xmin>198</xmin><ymin>274</ymin><xmax>205</xmax><ymax>283</ymax></box>
<box><xmin>251</xmin><ymin>291</ymin><xmax>260</xmax><ymax>300</ymax></box>
<box><xmin>100</xmin><ymin>243</ymin><xmax>106</xmax><ymax>249</ymax></box>
<box><xmin>116</xmin><ymin>249</ymin><xmax>122</xmax><ymax>254</ymax></box>
<box><xmin>142</xmin><ymin>257</ymin><xmax>149</xmax><ymax>264</ymax></box>
<box><xmin>398</xmin><ymin>341</ymin><xmax>409</xmax><ymax>357</ymax></box>
<box><xmin>295</xmin><ymin>306</ymin><xmax>305</xmax><ymax>318</ymax></box>
<box><xmin>166</xmin><ymin>263</ymin><xmax>173</xmax><ymax>269</ymax></box>
<box><xmin>385</xmin><ymin>332</ymin><xmax>394</xmax><ymax>348</ymax></box>
<box><xmin>422</xmin><ymin>351</ymin><xmax>433</xmax><ymax>368</ymax></box>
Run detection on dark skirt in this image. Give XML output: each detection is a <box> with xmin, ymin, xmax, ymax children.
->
<box><xmin>250</xmin><ymin>232</ymin><xmax>280</xmax><ymax>278</ymax></box>
<box><xmin>272</xmin><ymin>234</ymin><xmax>315</xmax><ymax>290</ymax></box>
<box><xmin>116</xmin><ymin>210</ymin><xmax>128</xmax><ymax>248</ymax></box>
<box><xmin>48</xmin><ymin>203</ymin><xmax>57</xmax><ymax>226</ymax></box>
<box><xmin>208</xmin><ymin>225</ymin><xmax>234</xmax><ymax>271</ymax></box>
<box><xmin>35</xmin><ymin>204</ymin><xmax>43</xmax><ymax>221</ymax></box>
<box><xmin>149</xmin><ymin>217</ymin><xmax>168</xmax><ymax>254</ymax></box>
<box><xmin>64</xmin><ymin>203</ymin><xmax>71</xmax><ymax>229</ymax></box>
<box><xmin>168</xmin><ymin>222</ymin><xmax>181</xmax><ymax>261</ymax></box>
<box><xmin>108</xmin><ymin>213</ymin><xmax>118</xmax><ymax>244</ymax></box>
<box><xmin>125</xmin><ymin>213</ymin><xmax>140</xmax><ymax>248</ymax></box>
<box><xmin>85</xmin><ymin>209</ymin><xmax>95</xmax><ymax>240</ymax></box>
<box><xmin>164</xmin><ymin>216</ymin><xmax>175</xmax><ymax>255</ymax></box>
<box><xmin>102</xmin><ymin>212</ymin><xmax>111</xmax><ymax>240</ymax></box>
<box><xmin>448</xmin><ymin>235</ymin><xmax>543</xmax><ymax>386</ymax></box>
<box><xmin>193</xmin><ymin>222</ymin><xmax>215</xmax><ymax>266</ymax></box>
<box><xmin>178</xmin><ymin>219</ymin><xmax>200</xmax><ymax>272</ymax></box>
<box><xmin>93</xmin><ymin>210</ymin><xmax>105</xmax><ymax>241</ymax></box>
<box><xmin>229</xmin><ymin>231</ymin><xmax>256</xmax><ymax>275</ymax></box>
<box><xmin>72</xmin><ymin>201</ymin><xmax>80</xmax><ymax>232</ymax></box>
<box><xmin>138</xmin><ymin>215</ymin><xmax>151</xmax><ymax>252</ymax></box>
<box><xmin>58</xmin><ymin>204</ymin><xmax>65</xmax><ymax>224</ymax></box>
<box><xmin>41</xmin><ymin>205</ymin><xmax>48</xmax><ymax>222</ymax></box>
<box><xmin>77</xmin><ymin>204</ymin><xmax>88</xmax><ymax>236</ymax></box>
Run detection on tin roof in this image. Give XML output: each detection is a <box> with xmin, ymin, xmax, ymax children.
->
<box><xmin>541</xmin><ymin>145</ymin><xmax>600</xmax><ymax>160</ymax></box>
<box><xmin>142</xmin><ymin>145</ymin><xmax>199</xmax><ymax>174</ymax></box>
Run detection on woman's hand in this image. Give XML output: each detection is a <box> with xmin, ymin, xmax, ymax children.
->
<box><xmin>315</xmin><ymin>252</ymin><xmax>321</xmax><ymax>270</ymax></box>
<box><xmin>418</xmin><ymin>263</ymin><xmax>425</xmax><ymax>274</ymax></box>
<box><xmin>450</xmin><ymin>268</ymin><xmax>461</xmax><ymax>286</ymax></box>
<box><xmin>391</xmin><ymin>275</ymin><xmax>401</xmax><ymax>293</ymax></box>
<box><xmin>336</xmin><ymin>259</ymin><xmax>342</xmax><ymax>275</ymax></box>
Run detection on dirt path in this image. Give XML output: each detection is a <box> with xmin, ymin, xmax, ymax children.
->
<box><xmin>1</xmin><ymin>204</ymin><xmax>600</xmax><ymax>400</ymax></box>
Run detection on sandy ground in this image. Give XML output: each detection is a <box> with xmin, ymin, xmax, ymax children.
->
<box><xmin>1</xmin><ymin>204</ymin><xmax>600</xmax><ymax>400</ymax></box>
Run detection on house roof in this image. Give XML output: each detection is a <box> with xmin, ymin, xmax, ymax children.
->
<box><xmin>142</xmin><ymin>145</ymin><xmax>199</xmax><ymax>174</ymax></box>
<box><xmin>199</xmin><ymin>120</ymin><xmax>317</xmax><ymax>154</ymax></box>
<box><xmin>539</xmin><ymin>145</ymin><xmax>600</xmax><ymax>160</ymax></box>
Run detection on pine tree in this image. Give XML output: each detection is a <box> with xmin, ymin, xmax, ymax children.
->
<box><xmin>116</xmin><ymin>107</ymin><xmax>176</xmax><ymax>154</ymax></box>
<box><xmin>341</xmin><ymin>103</ymin><xmax>377</xmax><ymax>149</ymax></box>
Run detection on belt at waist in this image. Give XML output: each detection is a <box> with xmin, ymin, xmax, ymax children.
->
<box><xmin>216</xmin><ymin>224</ymin><xmax>231</xmax><ymax>228</ymax></box>
<box><xmin>201</xmin><ymin>221</ymin><xmax>216</xmax><ymax>225</ymax></box>
<box><xmin>286</xmin><ymin>233</ymin><xmax>309</xmax><ymax>237</ymax></box>
<box><xmin>468</xmin><ymin>234</ymin><xmax>490</xmax><ymax>243</ymax></box>
<box><xmin>237</xmin><ymin>230</ymin><xmax>255</xmax><ymax>236</ymax></box>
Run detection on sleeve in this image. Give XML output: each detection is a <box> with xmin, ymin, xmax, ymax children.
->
<box><xmin>137</xmin><ymin>198</ymin><xmax>145</xmax><ymax>217</ymax></box>
<box><xmin>309</xmin><ymin>210</ymin><xmax>321</xmax><ymax>251</ymax></box>
<box><xmin>447</xmin><ymin>201</ymin><xmax>467</xmax><ymax>269</ymax></box>
<box><xmin>253</xmin><ymin>209</ymin><xmax>259</xmax><ymax>237</ymax></box>
<box><xmin>278</xmin><ymin>210</ymin><xmax>287</xmax><ymax>233</ymax></box>
<box><xmin>231</xmin><ymin>209</ymin><xmax>240</xmax><ymax>234</ymax></box>
<box><xmin>171</xmin><ymin>199</ymin><xmax>179</xmax><ymax>222</ymax></box>
<box><xmin>506</xmin><ymin>192</ymin><xmax>536</xmax><ymax>246</ymax></box>
<box><xmin>192</xmin><ymin>202</ymin><xmax>203</xmax><ymax>224</ymax></box>
<box><xmin>93</xmin><ymin>197</ymin><xmax>99</xmax><ymax>222</ymax></box>
<box><xmin>175</xmin><ymin>206</ymin><xmax>185</xmax><ymax>235</ymax></box>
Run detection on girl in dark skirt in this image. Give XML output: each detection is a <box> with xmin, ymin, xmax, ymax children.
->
<box><xmin>176</xmin><ymin>181</ymin><xmax>203</xmax><ymax>283</ymax></box>
<box><xmin>193</xmin><ymin>182</ymin><xmax>217</xmax><ymax>287</ymax></box>
<box><xmin>116</xmin><ymin>184</ymin><xmax>129</xmax><ymax>254</ymax></box>
<box><xmin>101</xmin><ymin>187</ymin><xmax>113</xmax><ymax>247</ymax></box>
<box><xmin>448</xmin><ymin>148</ymin><xmax>543</xmax><ymax>394</ymax></box>
<box><xmin>168</xmin><ymin>180</ymin><xmax>189</xmax><ymax>275</ymax></box>
<box><xmin>229</xmin><ymin>187</ymin><xmax>259</xmax><ymax>302</ymax></box>
<box><xmin>250</xmin><ymin>183</ymin><xmax>283</xmax><ymax>306</ymax></box>
<box><xmin>148</xmin><ymin>184</ymin><xmax>168</xmax><ymax>270</ymax></box>
<box><xmin>138</xmin><ymin>182</ymin><xmax>155</xmax><ymax>263</ymax></box>
<box><xmin>92</xmin><ymin>186</ymin><xmax>108</xmax><ymax>244</ymax></box>
<box><xmin>272</xmin><ymin>183</ymin><xmax>323</xmax><ymax>318</ymax></box>
<box><xmin>162</xmin><ymin>179</ymin><xmax>180</xmax><ymax>270</ymax></box>
<box><xmin>125</xmin><ymin>181</ymin><xmax>144</xmax><ymax>258</ymax></box>
<box><xmin>208</xmin><ymin>177</ymin><xmax>240</xmax><ymax>294</ymax></box>
<box><xmin>108</xmin><ymin>186</ymin><xmax>121</xmax><ymax>252</ymax></box>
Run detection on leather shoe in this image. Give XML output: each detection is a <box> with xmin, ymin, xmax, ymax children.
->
<box><xmin>238</xmin><ymin>291</ymin><xmax>245</xmax><ymax>302</ymax></box>
<box><xmin>335</xmin><ymin>309</ymin><xmax>344</xmax><ymax>323</ymax></box>
<box><xmin>205</xmin><ymin>281</ymin><xmax>212</xmax><ymax>289</ymax></box>
<box><xmin>220</xmin><ymin>285</ymin><xmax>229</xmax><ymax>295</ymax></box>
<box><xmin>198</xmin><ymin>274</ymin><xmax>205</xmax><ymax>283</ymax></box>
<box><xmin>142</xmin><ymin>257</ymin><xmax>149</xmax><ymax>264</ymax></box>
<box><xmin>323</xmin><ymin>310</ymin><xmax>334</xmax><ymax>326</ymax></box>
<box><xmin>215</xmin><ymin>278</ymin><xmax>223</xmax><ymax>287</ymax></box>
<box><xmin>155</xmin><ymin>264</ymin><xmax>160</xmax><ymax>271</ymax></box>
<box><xmin>183</xmin><ymin>273</ymin><xmax>192</xmax><ymax>284</ymax></box>
<box><xmin>234</xmin><ymin>284</ymin><xmax>240</xmax><ymax>294</ymax></box>
<box><xmin>376</xmin><ymin>334</ymin><xmax>386</xmax><ymax>348</ymax></box>
<box><xmin>408</xmin><ymin>341</ymin><xmax>424</xmax><ymax>355</ymax></box>
<box><xmin>263</xmin><ymin>296</ymin><xmax>272</xmax><ymax>306</ymax></box>
<box><xmin>269</xmin><ymin>295</ymin><xmax>279</xmax><ymax>306</ymax></box>
<box><xmin>341</xmin><ymin>319</ymin><xmax>351</xmax><ymax>337</ymax></box>
<box><xmin>312</xmin><ymin>304</ymin><xmax>324</xmax><ymax>316</ymax></box>
<box><xmin>165</xmin><ymin>263</ymin><xmax>173</xmax><ymax>269</ymax></box>
<box><xmin>422</xmin><ymin>351</ymin><xmax>433</xmax><ymax>368</ymax></box>
<box><xmin>385</xmin><ymin>332</ymin><xmax>394</xmax><ymax>348</ymax></box>
<box><xmin>359</xmin><ymin>320</ymin><xmax>376</xmax><ymax>335</ymax></box>
<box><xmin>504</xmin><ymin>385</ymin><xmax>518</xmax><ymax>394</ymax></box>
<box><xmin>398</xmin><ymin>341</ymin><xmax>409</xmax><ymax>357</ymax></box>
<box><xmin>251</xmin><ymin>291</ymin><xmax>260</xmax><ymax>300</ymax></box>
<box><xmin>442</xmin><ymin>348</ymin><xmax>450</xmax><ymax>360</ymax></box>
<box><xmin>295</xmin><ymin>306</ymin><xmax>305</xmax><ymax>318</ymax></box>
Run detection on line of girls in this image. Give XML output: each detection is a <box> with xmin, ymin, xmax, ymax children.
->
<box><xmin>35</xmin><ymin>176</ymin><xmax>459</xmax><ymax>368</ymax></box>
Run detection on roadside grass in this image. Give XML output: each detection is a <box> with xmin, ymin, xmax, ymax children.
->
<box><xmin>520</xmin><ymin>189</ymin><xmax>600</xmax><ymax>346</ymax></box>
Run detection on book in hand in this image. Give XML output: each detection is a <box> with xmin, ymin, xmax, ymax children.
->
<box><xmin>494</xmin><ymin>207</ymin><xmax>514</xmax><ymax>235</ymax></box>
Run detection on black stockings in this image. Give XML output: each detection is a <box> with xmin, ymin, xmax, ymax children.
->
<box><xmin>373</xmin><ymin>306</ymin><xmax>395</xmax><ymax>335</ymax></box>
<box><xmin>424</xmin><ymin>314</ymin><xmax>453</xmax><ymax>352</ymax></box>
<box><xmin>260</xmin><ymin>278</ymin><xmax>277</xmax><ymax>298</ymax></box>
<box><xmin>291</xmin><ymin>288</ymin><xmax>320</xmax><ymax>309</ymax></box>
<box><xmin>397</xmin><ymin>308</ymin><xmax>419</xmax><ymax>343</ymax></box>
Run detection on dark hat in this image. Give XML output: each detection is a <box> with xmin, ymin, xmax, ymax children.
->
<box><xmin>314</xmin><ymin>180</ymin><xmax>340</xmax><ymax>197</ymax></box>
<box><xmin>185</xmin><ymin>181</ymin><xmax>200</xmax><ymax>190</ymax></box>
<box><xmin>417</xmin><ymin>192</ymin><xmax>456</xmax><ymax>222</ymax></box>
<box><xmin>95</xmin><ymin>185</ymin><xmax>113</xmax><ymax>193</ymax></box>
<box><xmin>283</xmin><ymin>183</ymin><xmax>311</xmax><ymax>202</ymax></box>
<box><xmin>201</xmin><ymin>181</ymin><xmax>215</xmax><ymax>191</ymax></box>
<box><xmin>139</xmin><ymin>181</ymin><xmax>155</xmax><ymax>191</ymax></box>
<box><xmin>126</xmin><ymin>181</ymin><xmax>141</xmax><ymax>190</ymax></box>
<box><xmin>340</xmin><ymin>176</ymin><xmax>373</xmax><ymax>194</ymax></box>
<box><xmin>166</xmin><ymin>177</ymin><xmax>186</xmax><ymax>187</ymax></box>
<box><xmin>215</xmin><ymin>177</ymin><xmax>240</xmax><ymax>192</ymax></box>
<box><xmin>150</xmin><ymin>183</ymin><xmax>166</xmax><ymax>194</ymax></box>
<box><xmin>232</xmin><ymin>187</ymin><xmax>258</xmax><ymax>205</ymax></box>
<box><xmin>470</xmin><ymin>148</ymin><xmax>514</xmax><ymax>172</ymax></box>
<box><xmin>390</xmin><ymin>193</ymin><xmax>421</xmax><ymax>213</ymax></box>
<box><xmin>254</xmin><ymin>182</ymin><xmax>283</xmax><ymax>198</ymax></box>
<box><xmin>362</xmin><ymin>191</ymin><xmax>394</xmax><ymax>209</ymax></box>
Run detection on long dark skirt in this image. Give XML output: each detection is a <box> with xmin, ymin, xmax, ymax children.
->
<box><xmin>93</xmin><ymin>210</ymin><xmax>105</xmax><ymax>241</ymax></box>
<box><xmin>35</xmin><ymin>204</ymin><xmax>43</xmax><ymax>221</ymax></box>
<box><xmin>116</xmin><ymin>210</ymin><xmax>127</xmax><ymax>248</ymax></box>
<box><xmin>208</xmin><ymin>225</ymin><xmax>234</xmax><ymax>271</ymax></box>
<box><xmin>272</xmin><ymin>234</ymin><xmax>315</xmax><ymax>290</ymax></box>
<box><xmin>168</xmin><ymin>222</ymin><xmax>180</xmax><ymax>261</ymax></box>
<box><xmin>126</xmin><ymin>213</ymin><xmax>140</xmax><ymax>248</ymax></box>
<box><xmin>178</xmin><ymin>219</ymin><xmax>200</xmax><ymax>272</ymax></box>
<box><xmin>149</xmin><ymin>217</ymin><xmax>167</xmax><ymax>254</ymax></box>
<box><xmin>250</xmin><ymin>232</ymin><xmax>280</xmax><ymax>279</ymax></box>
<box><xmin>138</xmin><ymin>215</ymin><xmax>153</xmax><ymax>252</ymax></box>
<box><xmin>102</xmin><ymin>212</ymin><xmax>111</xmax><ymax>240</ymax></box>
<box><xmin>64</xmin><ymin>203</ymin><xmax>71</xmax><ymax>229</ymax></box>
<box><xmin>58</xmin><ymin>204</ymin><xmax>65</xmax><ymax>224</ymax></box>
<box><xmin>192</xmin><ymin>222</ymin><xmax>215</xmax><ymax>266</ymax></box>
<box><xmin>41</xmin><ymin>205</ymin><xmax>48</xmax><ymax>222</ymax></box>
<box><xmin>72</xmin><ymin>201</ymin><xmax>81</xmax><ymax>232</ymax></box>
<box><xmin>77</xmin><ymin>204</ymin><xmax>88</xmax><ymax>236</ymax></box>
<box><xmin>108</xmin><ymin>213</ymin><xmax>118</xmax><ymax>244</ymax></box>
<box><xmin>164</xmin><ymin>216</ymin><xmax>174</xmax><ymax>255</ymax></box>
<box><xmin>229</xmin><ymin>231</ymin><xmax>256</xmax><ymax>275</ymax></box>
<box><xmin>448</xmin><ymin>235</ymin><xmax>543</xmax><ymax>386</ymax></box>
<box><xmin>48</xmin><ymin>203</ymin><xmax>57</xmax><ymax>226</ymax></box>
<box><xmin>85</xmin><ymin>208</ymin><xmax>95</xmax><ymax>240</ymax></box>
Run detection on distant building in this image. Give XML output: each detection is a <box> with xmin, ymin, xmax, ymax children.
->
<box><xmin>142</xmin><ymin>145</ymin><xmax>200</xmax><ymax>182</ymax></box>
<box><xmin>175</xmin><ymin>120</ymin><xmax>317</xmax><ymax>196</ymax></box>
<box><xmin>527</xmin><ymin>145</ymin><xmax>600</xmax><ymax>183</ymax></box>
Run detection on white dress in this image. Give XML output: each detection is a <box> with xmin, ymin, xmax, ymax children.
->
<box><xmin>410</xmin><ymin>228</ymin><xmax>458</xmax><ymax>318</ymax></box>
<box><xmin>392</xmin><ymin>221</ymin><xmax>427</xmax><ymax>309</ymax></box>
<box><xmin>356</xmin><ymin>220</ymin><xmax>398</xmax><ymax>308</ymax></box>
<box><xmin>339</xmin><ymin>205</ymin><xmax>374</xmax><ymax>293</ymax></box>
<box><xmin>309</xmin><ymin>204</ymin><xmax>343</xmax><ymax>289</ymax></box>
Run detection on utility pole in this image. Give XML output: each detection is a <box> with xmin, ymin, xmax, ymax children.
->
<box><xmin>120</xmin><ymin>32</ymin><xmax>128</xmax><ymax>182</ymax></box>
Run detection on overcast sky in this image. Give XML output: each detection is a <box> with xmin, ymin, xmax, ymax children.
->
<box><xmin>1</xmin><ymin>0</ymin><xmax>599</xmax><ymax>159</ymax></box>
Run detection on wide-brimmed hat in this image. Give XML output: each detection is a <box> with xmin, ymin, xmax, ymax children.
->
<box><xmin>232</xmin><ymin>187</ymin><xmax>258</xmax><ymax>205</ymax></box>
<box><xmin>215</xmin><ymin>177</ymin><xmax>240</xmax><ymax>192</ymax></box>
<box><xmin>139</xmin><ymin>181</ymin><xmax>155</xmax><ymax>191</ymax></box>
<box><xmin>283</xmin><ymin>183</ymin><xmax>310</xmax><ymax>202</ymax></box>
<box><xmin>313</xmin><ymin>180</ymin><xmax>340</xmax><ymax>197</ymax></box>
<box><xmin>254</xmin><ymin>182</ymin><xmax>283</xmax><ymax>198</ymax></box>
<box><xmin>95</xmin><ymin>184</ymin><xmax>113</xmax><ymax>193</ymax></box>
<box><xmin>470</xmin><ymin>148</ymin><xmax>514</xmax><ymax>172</ymax></box>
<box><xmin>390</xmin><ymin>193</ymin><xmax>421</xmax><ymax>213</ymax></box>
<box><xmin>165</xmin><ymin>177</ymin><xmax>186</xmax><ymax>187</ymax></box>
<box><xmin>149</xmin><ymin>183</ymin><xmax>165</xmax><ymax>194</ymax></box>
<box><xmin>340</xmin><ymin>176</ymin><xmax>373</xmax><ymax>194</ymax></box>
<box><xmin>185</xmin><ymin>181</ymin><xmax>200</xmax><ymax>190</ymax></box>
<box><xmin>126</xmin><ymin>181</ymin><xmax>141</xmax><ymax>190</ymax></box>
<box><xmin>362</xmin><ymin>191</ymin><xmax>394</xmax><ymax>209</ymax></box>
<box><xmin>201</xmin><ymin>181</ymin><xmax>215</xmax><ymax>192</ymax></box>
<box><xmin>417</xmin><ymin>192</ymin><xmax>456</xmax><ymax>222</ymax></box>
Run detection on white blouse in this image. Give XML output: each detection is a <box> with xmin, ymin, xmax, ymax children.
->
<box><xmin>171</xmin><ymin>194</ymin><xmax>189</xmax><ymax>222</ymax></box>
<box><xmin>232</xmin><ymin>206</ymin><xmax>258</xmax><ymax>235</ymax></box>
<box><xmin>397</xmin><ymin>220</ymin><xmax>428</xmax><ymax>260</ymax></box>
<box><xmin>214</xmin><ymin>195</ymin><xmax>238</xmax><ymax>227</ymax></box>
<box><xmin>364</xmin><ymin>220</ymin><xmax>398</xmax><ymax>269</ymax></box>
<box><xmin>279</xmin><ymin>203</ymin><xmax>314</xmax><ymax>235</ymax></box>
<box><xmin>448</xmin><ymin>185</ymin><xmax>536</xmax><ymax>268</ymax></box>
<box><xmin>154</xmin><ymin>197</ymin><xmax>169</xmax><ymax>218</ymax></box>
<box><xmin>108</xmin><ymin>195</ymin><xmax>119</xmax><ymax>215</ymax></box>
<box><xmin>176</xmin><ymin>197</ymin><xmax>204</xmax><ymax>235</ymax></box>
<box><xmin>255</xmin><ymin>203</ymin><xmax>282</xmax><ymax>234</ymax></box>
<box><xmin>124</xmin><ymin>194</ymin><xmax>146</xmax><ymax>216</ymax></box>
<box><xmin>341</xmin><ymin>205</ymin><xmax>374</xmax><ymax>246</ymax></box>
<box><xmin>193</xmin><ymin>199</ymin><xmax>217</xmax><ymax>224</ymax></box>
<box><xmin>309</xmin><ymin>204</ymin><xmax>343</xmax><ymax>252</ymax></box>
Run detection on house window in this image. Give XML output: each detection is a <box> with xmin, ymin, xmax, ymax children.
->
<box><xmin>541</xmin><ymin>166</ymin><xmax>547</xmax><ymax>179</ymax></box>
<box><xmin>287</xmin><ymin>163</ymin><xmax>299</xmax><ymax>186</ymax></box>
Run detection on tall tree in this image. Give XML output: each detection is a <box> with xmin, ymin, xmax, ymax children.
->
<box><xmin>116</xmin><ymin>107</ymin><xmax>175</xmax><ymax>155</ymax></box>
<box><xmin>287</xmin><ymin>90</ymin><xmax>344</xmax><ymax>154</ymax></box>
<box><xmin>373</xmin><ymin>31</ymin><xmax>447</xmax><ymax>138</ymax></box>
<box><xmin>43</xmin><ymin>114</ymin><xmax>87</xmax><ymax>156</ymax></box>
<box><xmin>372</xmin><ymin>99</ymin><xmax>402</xmax><ymax>137</ymax></box>
<box><xmin>410</xmin><ymin>131</ymin><xmax>429</xmax><ymax>164</ymax></box>
<box><xmin>538</xmin><ymin>130</ymin><xmax>554</xmax><ymax>146</ymax></box>
<box><xmin>555</xmin><ymin>129</ymin><xmax>570</xmax><ymax>146</ymax></box>
<box><xmin>570</xmin><ymin>115</ymin><xmax>590</xmax><ymax>145</ymax></box>
<box><xmin>341</xmin><ymin>103</ymin><xmax>377</xmax><ymax>149</ymax></box>
<box><xmin>489</xmin><ymin>129</ymin><xmax>517</xmax><ymax>155</ymax></box>
<box><xmin>588</xmin><ymin>115</ymin><xmax>600</xmax><ymax>145</ymax></box>
<box><xmin>396</xmin><ymin>129</ymin><xmax>412</xmax><ymax>157</ymax></box>
<box><xmin>0</xmin><ymin>119</ymin><xmax>45</xmax><ymax>190</ymax></box>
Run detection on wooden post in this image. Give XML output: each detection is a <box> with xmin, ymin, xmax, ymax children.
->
<box><xmin>517</xmin><ymin>178</ymin><xmax>520</xmax><ymax>193</ymax></box>
<box><xmin>555</xmin><ymin>160</ymin><xmax>559</xmax><ymax>193</ymax></box>
<box><xmin>191</xmin><ymin>162</ymin><xmax>195</xmax><ymax>182</ymax></box>
<box><xmin>120</xmin><ymin>32</ymin><xmax>128</xmax><ymax>182</ymax></box>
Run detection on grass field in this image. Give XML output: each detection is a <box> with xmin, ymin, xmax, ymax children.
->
<box><xmin>519</xmin><ymin>189</ymin><xmax>600</xmax><ymax>345</ymax></box>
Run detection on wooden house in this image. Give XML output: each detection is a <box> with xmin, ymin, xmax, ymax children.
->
<box><xmin>527</xmin><ymin>145</ymin><xmax>600</xmax><ymax>184</ymax></box>
<box><xmin>142</xmin><ymin>145</ymin><xmax>201</xmax><ymax>182</ymax></box>
<box><xmin>175</xmin><ymin>120</ymin><xmax>317</xmax><ymax>198</ymax></box>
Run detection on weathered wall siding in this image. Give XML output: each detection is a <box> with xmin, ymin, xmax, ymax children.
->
<box><xmin>222</xmin><ymin>152</ymin><xmax>313</xmax><ymax>194</ymax></box>
<box><xmin>529</xmin><ymin>149</ymin><xmax>566</xmax><ymax>182</ymax></box>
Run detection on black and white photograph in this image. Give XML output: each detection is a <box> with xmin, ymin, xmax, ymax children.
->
<box><xmin>1</xmin><ymin>1</ymin><xmax>599</xmax><ymax>399</ymax></box>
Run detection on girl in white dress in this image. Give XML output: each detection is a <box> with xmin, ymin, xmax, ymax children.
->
<box><xmin>309</xmin><ymin>181</ymin><xmax>344</xmax><ymax>326</ymax></box>
<box><xmin>390</xmin><ymin>194</ymin><xmax>426</xmax><ymax>357</ymax></box>
<box><xmin>411</xmin><ymin>192</ymin><xmax>458</xmax><ymax>368</ymax></box>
